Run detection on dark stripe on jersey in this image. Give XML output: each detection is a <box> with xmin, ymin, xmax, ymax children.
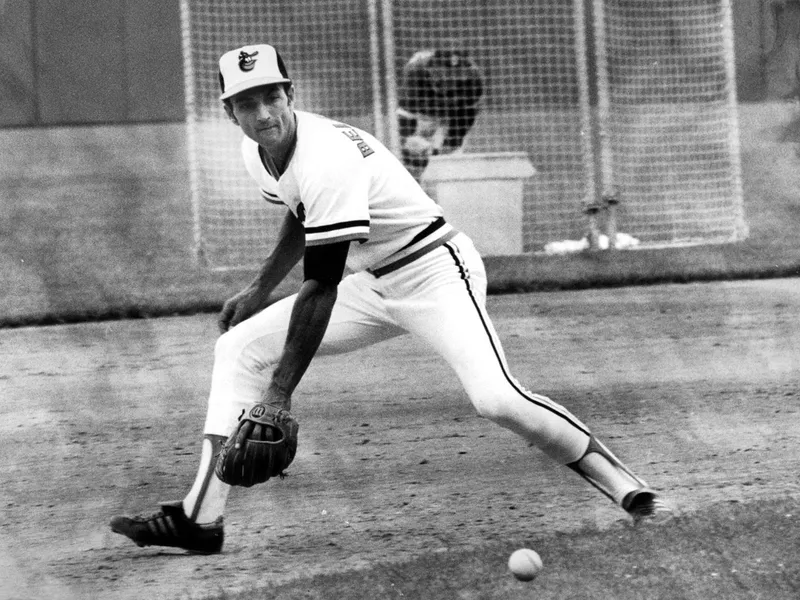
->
<box><xmin>401</xmin><ymin>217</ymin><xmax>445</xmax><ymax>251</ymax></box>
<box><xmin>306</xmin><ymin>233</ymin><xmax>368</xmax><ymax>246</ymax></box>
<box><xmin>443</xmin><ymin>241</ymin><xmax>591</xmax><ymax>436</ymax></box>
<box><xmin>305</xmin><ymin>220</ymin><xmax>370</xmax><ymax>234</ymax></box>
<box><xmin>260</xmin><ymin>190</ymin><xmax>282</xmax><ymax>205</ymax></box>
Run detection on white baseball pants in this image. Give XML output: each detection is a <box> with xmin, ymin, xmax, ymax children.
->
<box><xmin>204</xmin><ymin>232</ymin><xmax>591</xmax><ymax>464</ymax></box>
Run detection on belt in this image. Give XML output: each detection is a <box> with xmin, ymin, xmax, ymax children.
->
<box><xmin>368</xmin><ymin>217</ymin><xmax>458</xmax><ymax>278</ymax></box>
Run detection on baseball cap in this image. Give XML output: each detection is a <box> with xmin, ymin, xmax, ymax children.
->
<box><xmin>218</xmin><ymin>44</ymin><xmax>291</xmax><ymax>100</ymax></box>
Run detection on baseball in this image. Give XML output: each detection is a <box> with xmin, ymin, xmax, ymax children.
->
<box><xmin>508</xmin><ymin>548</ymin><xmax>543</xmax><ymax>581</ymax></box>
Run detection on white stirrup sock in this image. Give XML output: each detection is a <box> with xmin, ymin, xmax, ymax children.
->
<box><xmin>567</xmin><ymin>435</ymin><xmax>646</xmax><ymax>505</ymax></box>
<box><xmin>575</xmin><ymin>451</ymin><xmax>641</xmax><ymax>505</ymax></box>
<box><xmin>182</xmin><ymin>435</ymin><xmax>231</xmax><ymax>524</ymax></box>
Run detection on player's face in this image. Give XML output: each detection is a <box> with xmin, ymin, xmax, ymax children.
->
<box><xmin>228</xmin><ymin>85</ymin><xmax>295</xmax><ymax>150</ymax></box>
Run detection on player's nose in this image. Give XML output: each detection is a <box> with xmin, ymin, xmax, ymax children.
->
<box><xmin>254</xmin><ymin>101</ymin><xmax>273</xmax><ymax>122</ymax></box>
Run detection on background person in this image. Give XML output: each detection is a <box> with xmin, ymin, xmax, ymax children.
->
<box><xmin>397</xmin><ymin>49</ymin><xmax>484</xmax><ymax>181</ymax></box>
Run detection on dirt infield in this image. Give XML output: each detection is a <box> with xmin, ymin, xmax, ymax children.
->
<box><xmin>1</xmin><ymin>279</ymin><xmax>798</xmax><ymax>600</ymax></box>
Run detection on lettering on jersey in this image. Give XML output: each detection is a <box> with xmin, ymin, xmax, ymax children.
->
<box><xmin>296</xmin><ymin>202</ymin><xmax>306</xmax><ymax>224</ymax></box>
<box><xmin>332</xmin><ymin>122</ymin><xmax>374</xmax><ymax>158</ymax></box>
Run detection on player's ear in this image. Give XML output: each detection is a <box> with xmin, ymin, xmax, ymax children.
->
<box><xmin>223</xmin><ymin>102</ymin><xmax>238</xmax><ymax>125</ymax></box>
<box><xmin>286</xmin><ymin>85</ymin><xmax>295</xmax><ymax>106</ymax></box>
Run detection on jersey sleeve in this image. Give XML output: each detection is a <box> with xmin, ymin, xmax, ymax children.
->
<box><xmin>297</xmin><ymin>143</ymin><xmax>371</xmax><ymax>247</ymax></box>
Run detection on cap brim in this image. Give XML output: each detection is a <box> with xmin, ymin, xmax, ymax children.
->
<box><xmin>220</xmin><ymin>76</ymin><xmax>292</xmax><ymax>100</ymax></box>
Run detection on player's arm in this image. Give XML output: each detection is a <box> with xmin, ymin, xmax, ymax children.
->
<box><xmin>443</xmin><ymin>104</ymin><xmax>480</xmax><ymax>153</ymax></box>
<box><xmin>218</xmin><ymin>209</ymin><xmax>305</xmax><ymax>332</ymax></box>
<box><xmin>262</xmin><ymin>240</ymin><xmax>350</xmax><ymax>410</ymax></box>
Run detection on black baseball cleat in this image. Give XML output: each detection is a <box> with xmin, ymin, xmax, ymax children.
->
<box><xmin>622</xmin><ymin>488</ymin><xmax>674</xmax><ymax>526</ymax></box>
<box><xmin>110</xmin><ymin>501</ymin><xmax>224</xmax><ymax>554</ymax></box>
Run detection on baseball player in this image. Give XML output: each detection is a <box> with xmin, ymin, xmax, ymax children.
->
<box><xmin>109</xmin><ymin>43</ymin><xmax>672</xmax><ymax>555</ymax></box>
<box><xmin>397</xmin><ymin>49</ymin><xmax>484</xmax><ymax>181</ymax></box>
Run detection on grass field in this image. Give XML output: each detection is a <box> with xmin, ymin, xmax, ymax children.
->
<box><xmin>255</xmin><ymin>499</ymin><xmax>800</xmax><ymax>600</ymax></box>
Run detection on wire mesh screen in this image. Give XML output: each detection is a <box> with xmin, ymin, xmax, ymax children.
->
<box><xmin>389</xmin><ymin>0</ymin><xmax>594</xmax><ymax>251</ymax></box>
<box><xmin>181</xmin><ymin>0</ymin><xmax>745</xmax><ymax>269</ymax></box>
<box><xmin>595</xmin><ymin>0</ymin><xmax>746</xmax><ymax>246</ymax></box>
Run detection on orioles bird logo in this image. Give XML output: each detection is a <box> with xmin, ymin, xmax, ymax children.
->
<box><xmin>238</xmin><ymin>50</ymin><xmax>259</xmax><ymax>72</ymax></box>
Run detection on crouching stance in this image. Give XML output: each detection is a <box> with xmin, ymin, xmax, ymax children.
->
<box><xmin>110</xmin><ymin>43</ymin><xmax>672</xmax><ymax>555</ymax></box>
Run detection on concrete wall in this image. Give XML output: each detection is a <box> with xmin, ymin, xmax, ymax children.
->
<box><xmin>0</xmin><ymin>0</ymin><xmax>184</xmax><ymax>126</ymax></box>
<box><xmin>0</xmin><ymin>0</ymin><xmax>796</xmax><ymax>128</ymax></box>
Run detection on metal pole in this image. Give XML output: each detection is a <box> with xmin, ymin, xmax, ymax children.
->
<box><xmin>592</xmin><ymin>0</ymin><xmax>618</xmax><ymax>248</ymax></box>
<box><xmin>575</xmin><ymin>0</ymin><xmax>601</xmax><ymax>249</ymax></box>
<box><xmin>367</xmin><ymin>0</ymin><xmax>385</xmax><ymax>142</ymax></box>
<box><xmin>178</xmin><ymin>0</ymin><xmax>207</xmax><ymax>266</ymax></box>
<box><xmin>381</xmin><ymin>0</ymin><xmax>401</xmax><ymax>157</ymax></box>
<box><xmin>720</xmin><ymin>0</ymin><xmax>748</xmax><ymax>241</ymax></box>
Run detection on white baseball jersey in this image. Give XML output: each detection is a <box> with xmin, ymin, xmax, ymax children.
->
<box><xmin>241</xmin><ymin>110</ymin><xmax>455</xmax><ymax>274</ymax></box>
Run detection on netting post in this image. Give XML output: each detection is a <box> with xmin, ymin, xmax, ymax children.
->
<box><xmin>368</xmin><ymin>0</ymin><xmax>385</xmax><ymax>143</ymax></box>
<box><xmin>179</xmin><ymin>0</ymin><xmax>207</xmax><ymax>267</ymax></box>
<box><xmin>576</xmin><ymin>0</ymin><xmax>602</xmax><ymax>250</ymax></box>
<box><xmin>721</xmin><ymin>0</ymin><xmax>748</xmax><ymax>242</ymax></box>
<box><xmin>591</xmin><ymin>0</ymin><xmax>618</xmax><ymax>250</ymax></box>
<box><xmin>381</xmin><ymin>0</ymin><xmax>401</xmax><ymax>158</ymax></box>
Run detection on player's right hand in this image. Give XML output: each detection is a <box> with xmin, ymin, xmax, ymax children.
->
<box><xmin>218</xmin><ymin>288</ymin><xmax>267</xmax><ymax>333</ymax></box>
<box><xmin>217</xmin><ymin>297</ymin><xmax>239</xmax><ymax>333</ymax></box>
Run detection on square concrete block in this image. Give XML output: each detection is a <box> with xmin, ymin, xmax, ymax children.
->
<box><xmin>423</xmin><ymin>152</ymin><xmax>536</xmax><ymax>256</ymax></box>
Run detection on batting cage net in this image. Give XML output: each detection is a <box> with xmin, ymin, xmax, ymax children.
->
<box><xmin>180</xmin><ymin>0</ymin><xmax>746</xmax><ymax>269</ymax></box>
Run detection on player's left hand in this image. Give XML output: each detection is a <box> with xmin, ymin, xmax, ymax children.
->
<box><xmin>215</xmin><ymin>403</ymin><xmax>299</xmax><ymax>487</ymax></box>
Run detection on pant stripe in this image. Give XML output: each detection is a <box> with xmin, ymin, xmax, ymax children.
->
<box><xmin>444</xmin><ymin>242</ymin><xmax>591</xmax><ymax>436</ymax></box>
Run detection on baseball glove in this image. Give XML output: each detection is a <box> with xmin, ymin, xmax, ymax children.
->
<box><xmin>215</xmin><ymin>403</ymin><xmax>299</xmax><ymax>487</ymax></box>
